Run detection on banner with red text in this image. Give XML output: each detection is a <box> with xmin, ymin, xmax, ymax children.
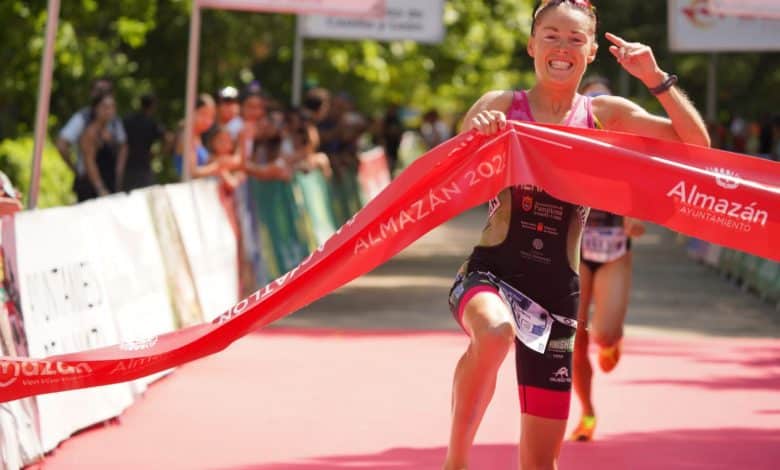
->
<box><xmin>0</xmin><ymin>122</ymin><xmax>777</xmax><ymax>402</ymax></box>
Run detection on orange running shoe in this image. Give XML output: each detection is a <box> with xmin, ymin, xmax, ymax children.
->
<box><xmin>569</xmin><ymin>415</ymin><xmax>597</xmax><ymax>442</ymax></box>
<box><xmin>598</xmin><ymin>340</ymin><xmax>622</xmax><ymax>373</ymax></box>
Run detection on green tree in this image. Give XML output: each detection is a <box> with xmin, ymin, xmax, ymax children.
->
<box><xmin>0</xmin><ymin>0</ymin><xmax>778</xmax><ymax>183</ymax></box>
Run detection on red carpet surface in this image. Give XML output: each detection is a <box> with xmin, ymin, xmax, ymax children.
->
<box><xmin>37</xmin><ymin>328</ymin><xmax>780</xmax><ymax>469</ymax></box>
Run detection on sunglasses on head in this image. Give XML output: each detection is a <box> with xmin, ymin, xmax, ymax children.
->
<box><xmin>534</xmin><ymin>0</ymin><xmax>596</xmax><ymax>18</ymax></box>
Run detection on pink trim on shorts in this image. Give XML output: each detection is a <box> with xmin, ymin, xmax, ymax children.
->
<box><xmin>455</xmin><ymin>285</ymin><xmax>500</xmax><ymax>333</ymax></box>
<box><xmin>518</xmin><ymin>385</ymin><xmax>571</xmax><ymax>420</ymax></box>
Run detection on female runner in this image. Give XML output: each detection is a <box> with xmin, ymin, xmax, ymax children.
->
<box><xmin>444</xmin><ymin>1</ymin><xmax>709</xmax><ymax>468</ymax></box>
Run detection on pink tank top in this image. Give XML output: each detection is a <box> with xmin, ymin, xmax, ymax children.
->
<box><xmin>507</xmin><ymin>90</ymin><xmax>595</xmax><ymax>129</ymax></box>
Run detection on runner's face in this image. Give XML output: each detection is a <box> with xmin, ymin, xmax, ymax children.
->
<box><xmin>527</xmin><ymin>6</ymin><xmax>597</xmax><ymax>90</ymax></box>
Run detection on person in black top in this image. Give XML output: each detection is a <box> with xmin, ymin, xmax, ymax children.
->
<box><xmin>79</xmin><ymin>92</ymin><xmax>122</xmax><ymax>199</ymax></box>
<box><xmin>122</xmin><ymin>94</ymin><xmax>165</xmax><ymax>190</ymax></box>
<box><xmin>380</xmin><ymin>103</ymin><xmax>404</xmax><ymax>174</ymax></box>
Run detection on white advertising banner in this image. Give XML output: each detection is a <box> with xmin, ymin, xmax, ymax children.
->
<box><xmin>197</xmin><ymin>0</ymin><xmax>385</xmax><ymax>17</ymax></box>
<box><xmin>0</xmin><ymin>220</ymin><xmax>43</xmax><ymax>468</ymax></box>
<box><xmin>142</xmin><ymin>186</ymin><xmax>204</xmax><ymax>328</ymax></box>
<box><xmin>669</xmin><ymin>0</ymin><xmax>780</xmax><ymax>51</ymax></box>
<box><xmin>166</xmin><ymin>181</ymin><xmax>238</xmax><ymax>322</ymax></box>
<box><xmin>301</xmin><ymin>0</ymin><xmax>445</xmax><ymax>43</ymax></box>
<box><xmin>0</xmin><ymin>404</ymin><xmax>24</xmax><ymax>470</ymax></box>
<box><xmin>79</xmin><ymin>193</ymin><xmax>177</xmax><ymax>391</ymax></box>
<box><xmin>11</xmin><ymin>205</ymin><xmax>134</xmax><ymax>452</ymax></box>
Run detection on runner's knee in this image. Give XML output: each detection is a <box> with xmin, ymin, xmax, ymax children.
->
<box><xmin>471</xmin><ymin>318</ymin><xmax>514</xmax><ymax>360</ymax></box>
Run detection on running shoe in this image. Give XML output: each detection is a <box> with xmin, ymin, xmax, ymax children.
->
<box><xmin>598</xmin><ymin>340</ymin><xmax>622</xmax><ymax>373</ymax></box>
<box><xmin>569</xmin><ymin>415</ymin><xmax>597</xmax><ymax>442</ymax></box>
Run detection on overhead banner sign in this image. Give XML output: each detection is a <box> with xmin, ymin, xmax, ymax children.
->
<box><xmin>706</xmin><ymin>0</ymin><xmax>780</xmax><ymax>20</ymax></box>
<box><xmin>669</xmin><ymin>0</ymin><xmax>780</xmax><ymax>51</ymax></box>
<box><xmin>301</xmin><ymin>0</ymin><xmax>445</xmax><ymax>44</ymax></box>
<box><xmin>197</xmin><ymin>0</ymin><xmax>385</xmax><ymax>17</ymax></box>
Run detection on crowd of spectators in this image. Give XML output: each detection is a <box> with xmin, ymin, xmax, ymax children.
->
<box><xmin>53</xmin><ymin>77</ymin><xmax>466</xmax><ymax>206</ymax></box>
<box><xmin>53</xmin><ymin>77</ymin><xmax>780</xmax><ymax>209</ymax></box>
<box><xmin>708</xmin><ymin>114</ymin><xmax>780</xmax><ymax>161</ymax></box>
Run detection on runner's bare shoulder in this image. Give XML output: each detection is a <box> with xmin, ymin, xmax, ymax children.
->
<box><xmin>590</xmin><ymin>95</ymin><xmax>649</xmax><ymax>130</ymax></box>
<box><xmin>476</xmin><ymin>90</ymin><xmax>515</xmax><ymax>114</ymax></box>
<box><xmin>461</xmin><ymin>90</ymin><xmax>515</xmax><ymax>132</ymax></box>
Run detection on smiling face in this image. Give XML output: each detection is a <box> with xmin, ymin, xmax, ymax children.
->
<box><xmin>527</xmin><ymin>5</ymin><xmax>598</xmax><ymax>90</ymax></box>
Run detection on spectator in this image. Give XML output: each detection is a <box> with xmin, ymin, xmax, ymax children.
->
<box><xmin>173</xmin><ymin>93</ymin><xmax>222</xmax><ymax>179</ymax></box>
<box><xmin>209</xmin><ymin>126</ymin><xmax>244</xmax><ymax>192</ymax></box>
<box><xmin>758</xmin><ymin>113</ymin><xmax>774</xmax><ymax>159</ymax></box>
<box><xmin>311</xmin><ymin>88</ymin><xmax>341</xmax><ymax>159</ymax></box>
<box><xmin>730</xmin><ymin>116</ymin><xmax>747</xmax><ymax>153</ymax></box>
<box><xmin>79</xmin><ymin>92</ymin><xmax>124</xmax><ymax>199</ymax></box>
<box><xmin>237</xmin><ymin>85</ymin><xmax>291</xmax><ymax>181</ymax></box>
<box><xmin>420</xmin><ymin>109</ymin><xmax>452</xmax><ymax>150</ymax></box>
<box><xmin>315</xmin><ymin>91</ymin><xmax>365</xmax><ymax>223</ymax></box>
<box><xmin>56</xmin><ymin>77</ymin><xmax>128</xmax><ymax>201</ymax></box>
<box><xmin>282</xmin><ymin>108</ymin><xmax>331</xmax><ymax>178</ymax></box>
<box><xmin>220</xmin><ymin>86</ymin><xmax>241</xmax><ymax>127</ymax></box>
<box><xmin>379</xmin><ymin>103</ymin><xmax>404</xmax><ymax>173</ymax></box>
<box><xmin>302</xmin><ymin>87</ymin><xmax>331</xmax><ymax>125</ymax></box>
<box><xmin>746</xmin><ymin>121</ymin><xmax>761</xmax><ymax>155</ymax></box>
<box><xmin>207</xmin><ymin>86</ymin><xmax>242</xmax><ymax>144</ymax></box>
<box><xmin>318</xmin><ymin>92</ymin><xmax>366</xmax><ymax>171</ymax></box>
<box><xmin>235</xmin><ymin>83</ymin><xmax>267</xmax><ymax>163</ymax></box>
<box><xmin>122</xmin><ymin>94</ymin><xmax>166</xmax><ymax>191</ymax></box>
<box><xmin>337</xmin><ymin>93</ymin><xmax>368</xmax><ymax>156</ymax></box>
<box><xmin>208</xmin><ymin>125</ymin><xmax>246</xmax><ymax>298</ymax></box>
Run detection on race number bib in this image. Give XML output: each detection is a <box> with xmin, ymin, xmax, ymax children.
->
<box><xmin>582</xmin><ymin>227</ymin><xmax>627</xmax><ymax>263</ymax></box>
<box><xmin>495</xmin><ymin>283</ymin><xmax>552</xmax><ymax>354</ymax></box>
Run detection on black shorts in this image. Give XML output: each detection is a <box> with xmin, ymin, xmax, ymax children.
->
<box><xmin>449</xmin><ymin>271</ymin><xmax>577</xmax><ymax>419</ymax></box>
<box><xmin>582</xmin><ymin>238</ymin><xmax>632</xmax><ymax>273</ymax></box>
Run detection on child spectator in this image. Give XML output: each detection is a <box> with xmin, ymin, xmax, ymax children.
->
<box><xmin>209</xmin><ymin>126</ymin><xmax>244</xmax><ymax>192</ymax></box>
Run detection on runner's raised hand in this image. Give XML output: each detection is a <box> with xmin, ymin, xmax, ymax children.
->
<box><xmin>605</xmin><ymin>32</ymin><xmax>664</xmax><ymax>87</ymax></box>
